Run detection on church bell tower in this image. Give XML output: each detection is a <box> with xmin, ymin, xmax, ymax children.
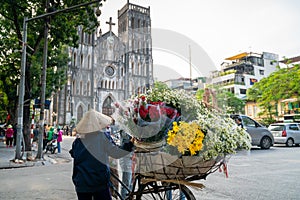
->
<box><xmin>118</xmin><ymin>0</ymin><xmax>153</xmax><ymax>98</ymax></box>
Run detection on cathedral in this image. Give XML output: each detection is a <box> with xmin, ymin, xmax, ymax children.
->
<box><xmin>53</xmin><ymin>1</ymin><xmax>153</xmax><ymax>126</ymax></box>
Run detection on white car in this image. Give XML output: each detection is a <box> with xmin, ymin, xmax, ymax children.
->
<box><xmin>268</xmin><ymin>123</ymin><xmax>300</xmax><ymax>147</ymax></box>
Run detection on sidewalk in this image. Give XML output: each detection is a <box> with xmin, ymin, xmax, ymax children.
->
<box><xmin>0</xmin><ymin>136</ymin><xmax>75</xmax><ymax>169</ymax></box>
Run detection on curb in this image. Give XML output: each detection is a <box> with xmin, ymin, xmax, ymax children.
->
<box><xmin>0</xmin><ymin>159</ymin><xmax>47</xmax><ymax>169</ymax></box>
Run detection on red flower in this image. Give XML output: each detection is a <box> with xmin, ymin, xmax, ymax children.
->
<box><xmin>148</xmin><ymin>105</ymin><xmax>160</xmax><ymax>121</ymax></box>
<box><xmin>149</xmin><ymin>101</ymin><xmax>164</xmax><ymax>106</ymax></box>
<box><xmin>141</xmin><ymin>95</ymin><xmax>146</xmax><ymax>102</ymax></box>
<box><xmin>139</xmin><ymin>105</ymin><xmax>148</xmax><ymax>119</ymax></box>
<box><xmin>160</xmin><ymin>107</ymin><xmax>176</xmax><ymax>118</ymax></box>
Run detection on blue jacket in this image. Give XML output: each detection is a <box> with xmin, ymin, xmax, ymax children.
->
<box><xmin>69</xmin><ymin>131</ymin><xmax>132</xmax><ymax>193</ymax></box>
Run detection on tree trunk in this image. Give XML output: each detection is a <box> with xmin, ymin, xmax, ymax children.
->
<box><xmin>24</xmin><ymin>61</ymin><xmax>32</xmax><ymax>152</ymax></box>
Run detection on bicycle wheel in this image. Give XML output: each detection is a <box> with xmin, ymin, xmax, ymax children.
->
<box><xmin>136</xmin><ymin>181</ymin><xmax>196</xmax><ymax>200</ymax></box>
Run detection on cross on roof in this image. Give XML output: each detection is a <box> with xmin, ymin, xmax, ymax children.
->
<box><xmin>106</xmin><ymin>17</ymin><xmax>115</xmax><ymax>32</ymax></box>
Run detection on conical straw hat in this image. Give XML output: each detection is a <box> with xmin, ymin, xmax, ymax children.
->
<box><xmin>76</xmin><ymin>109</ymin><xmax>112</xmax><ymax>134</ymax></box>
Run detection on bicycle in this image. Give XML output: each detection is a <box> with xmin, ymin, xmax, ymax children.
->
<box><xmin>110</xmin><ymin>152</ymin><xmax>226</xmax><ymax>200</ymax></box>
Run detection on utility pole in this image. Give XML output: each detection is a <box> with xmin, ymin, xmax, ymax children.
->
<box><xmin>36</xmin><ymin>0</ymin><xmax>50</xmax><ymax>159</ymax></box>
<box><xmin>189</xmin><ymin>45</ymin><xmax>192</xmax><ymax>86</ymax></box>
<box><xmin>15</xmin><ymin>17</ymin><xmax>28</xmax><ymax>160</ymax></box>
<box><xmin>15</xmin><ymin>0</ymin><xmax>105</xmax><ymax>160</ymax></box>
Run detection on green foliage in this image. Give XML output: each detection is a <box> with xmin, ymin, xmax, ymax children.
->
<box><xmin>153</xmin><ymin>81</ymin><xmax>170</xmax><ymax>91</ymax></box>
<box><xmin>195</xmin><ymin>89</ymin><xmax>204</xmax><ymax>101</ymax></box>
<box><xmin>0</xmin><ymin>0</ymin><xmax>101</xmax><ymax>122</ymax></box>
<box><xmin>196</xmin><ymin>88</ymin><xmax>245</xmax><ymax>114</ymax></box>
<box><xmin>247</xmin><ymin>64</ymin><xmax>300</xmax><ymax>120</ymax></box>
<box><xmin>217</xmin><ymin>90</ymin><xmax>245</xmax><ymax>114</ymax></box>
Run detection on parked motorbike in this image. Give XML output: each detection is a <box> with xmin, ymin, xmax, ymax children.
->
<box><xmin>45</xmin><ymin>139</ymin><xmax>57</xmax><ymax>154</ymax></box>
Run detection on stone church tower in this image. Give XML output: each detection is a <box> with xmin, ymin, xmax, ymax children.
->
<box><xmin>54</xmin><ymin>1</ymin><xmax>153</xmax><ymax>126</ymax></box>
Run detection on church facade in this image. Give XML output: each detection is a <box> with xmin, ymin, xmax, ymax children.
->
<box><xmin>54</xmin><ymin>1</ymin><xmax>153</xmax><ymax>126</ymax></box>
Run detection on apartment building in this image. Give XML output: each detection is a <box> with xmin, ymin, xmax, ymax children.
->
<box><xmin>211</xmin><ymin>52</ymin><xmax>279</xmax><ymax>99</ymax></box>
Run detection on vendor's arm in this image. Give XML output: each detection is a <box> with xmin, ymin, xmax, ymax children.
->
<box><xmin>100</xmin><ymin>132</ymin><xmax>134</xmax><ymax>159</ymax></box>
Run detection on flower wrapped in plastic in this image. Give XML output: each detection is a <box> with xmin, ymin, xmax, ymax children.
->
<box><xmin>112</xmin><ymin>87</ymin><xmax>252</xmax><ymax>180</ymax></box>
<box><xmin>112</xmin><ymin>95</ymin><xmax>179</xmax><ymax>150</ymax></box>
<box><xmin>113</xmin><ymin>87</ymin><xmax>251</xmax><ymax>155</ymax></box>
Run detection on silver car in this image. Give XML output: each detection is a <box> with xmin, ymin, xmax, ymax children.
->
<box><xmin>268</xmin><ymin>123</ymin><xmax>300</xmax><ymax>147</ymax></box>
<box><xmin>230</xmin><ymin>114</ymin><xmax>274</xmax><ymax>149</ymax></box>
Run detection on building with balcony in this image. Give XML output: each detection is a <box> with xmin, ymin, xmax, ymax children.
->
<box><xmin>245</xmin><ymin>55</ymin><xmax>300</xmax><ymax>122</ymax></box>
<box><xmin>211</xmin><ymin>52</ymin><xmax>279</xmax><ymax>99</ymax></box>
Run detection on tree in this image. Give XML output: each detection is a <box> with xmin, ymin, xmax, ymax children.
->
<box><xmin>153</xmin><ymin>81</ymin><xmax>169</xmax><ymax>91</ymax></box>
<box><xmin>247</xmin><ymin>63</ymin><xmax>300</xmax><ymax>121</ymax></box>
<box><xmin>196</xmin><ymin>88</ymin><xmax>245</xmax><ymax>114</ymax></box>
<box><xmin>0</xmin><ymin>0</ymin><xmax>101</xmax><ymax>152</ymax></box>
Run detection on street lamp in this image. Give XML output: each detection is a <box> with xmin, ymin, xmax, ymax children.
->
<box><xmin>16</xmin><ymin>0</ymin><xmax>105</xmax><ymax>160</ymax></box>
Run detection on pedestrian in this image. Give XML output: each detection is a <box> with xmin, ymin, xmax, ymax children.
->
<box><xmin>69</xmin><ymin>109</ymin><xmax>134</xmax><ymax>200</ymax></box>
<box><xmin>235</xmin><ymin>117</ymin><xmax>244</xmax><ymax>129</ymax></box>
<box><xmin>13</xmin><ymin>123</ymin><xmax>17</xmax><ymax>146</ymax></box>
<box><xmin>56</xmin><ymin>127</ymin><xmax>63</xmax><ymax>153</ymax></box>
<box><xmin>5</xmin><ymin>124</ymin><xmax>14</xmax><ymax>148</ymax></box>
<box><xmin>43</xmin><ymin>124</ymin><xmax>48</xmax><ymax>150</ymax></box>
<box><xmin>47</xmin><ymin>127</ymin><xmax>54</xmax><ymax>142</ymax></box>
<box><xmin>119</xmin><ymin>130</ymin><xmax>134</xmax><ymax>199</ymax></box>
<box><xmin>32</xmin><ymin>125</ymin><xmax>39</xmax><ymax>145</ymax></box>
<box><xmin>65</xmin><ymin>125</ymin><xmax>69</xmax><ymax>136</ymax></box>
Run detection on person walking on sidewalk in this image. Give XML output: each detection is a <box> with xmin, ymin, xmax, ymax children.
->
<box><xmin>13</xmin><ymin>123</ymin><xmax>17</xmax><ymax>146</ymax></box>
<box><xmin>56</xmin><ymin>127</ymin><xmax>63</xmax><ymax>153</ymax></box>
<box><xmin>5</xmin><ymin>125</ymin><xmax>14</xmax><ymax>148</ymax></box>
<box><xmin>47</xmin><ymin>127</ymin><xmax>54</xmax><ymax>142</ymax></box>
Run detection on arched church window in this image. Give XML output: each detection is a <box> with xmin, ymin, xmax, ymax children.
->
<box><xmin>77</xmin><ymin>105</ymin><xmax>83</xmax><ymax>122</ymax></box>
<box><xmin>73</xmin><ymin>80</ymin><xmax>76</xmax><ymax>95</ymax></box>
<box><xmin>102</xmin><ymin>96</ymin><xmax>114</xmax><ymax>116</ymax></box>
<box><xmin>131</xmin><ymin>17</ymin><xmax>134</xmax><ymax>29</ymax></box>
<box><xmin>80</xmin><ymin>81</ymin><xmax>83</xmax><ymax>95</ymax></box>
<box><xmin>73</xmin><ymin>53</ymin><xmax>77</xmax><ymax>67</ymax></box>
<box><xmin>132</xmin><ymin>62</ymin><xmax>134</xmax><ymax>75</ymax></box>
<box><xmin>88</xmin><ymin>55</ymin><xmax>90</xmax><ymax>69</ymax></box>
<box><xmin>87</xmin><ymin>81</ymin><xmax>90</xmax><ymax>96</ymax></box>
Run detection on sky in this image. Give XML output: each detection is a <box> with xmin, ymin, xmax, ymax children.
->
<box><xmin>99</xmin><ymin>0</ymin><xmax>300</xmax><ymax>81</ymax></box>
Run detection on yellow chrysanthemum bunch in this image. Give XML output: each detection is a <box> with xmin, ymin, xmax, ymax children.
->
<box><xmin>167</xmin><ymin>121</ymin><xmax>205</xmax><ymax>156</ymax></box>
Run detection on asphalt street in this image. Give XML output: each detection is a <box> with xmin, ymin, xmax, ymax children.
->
<box><xmin>1</xmin><ymin>137</ymin><xmax>300</xmax><ymax>200</ymax></box>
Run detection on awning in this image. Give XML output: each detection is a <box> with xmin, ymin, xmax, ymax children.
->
<box><xmin>281</xmin><ymin>98</ymin><xmax>298</xmax><ymax>103</ymax></box>
<box><xmin>225</xmin><ymin>52</ymin><xmax>248</xmax><ymax>61</ymax></box>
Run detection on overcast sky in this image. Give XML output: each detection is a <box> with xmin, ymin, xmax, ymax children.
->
<box><xmin>100</xmin><ymin>0</ymin><xmax>300</xmax><ymax>81</ymax></box>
